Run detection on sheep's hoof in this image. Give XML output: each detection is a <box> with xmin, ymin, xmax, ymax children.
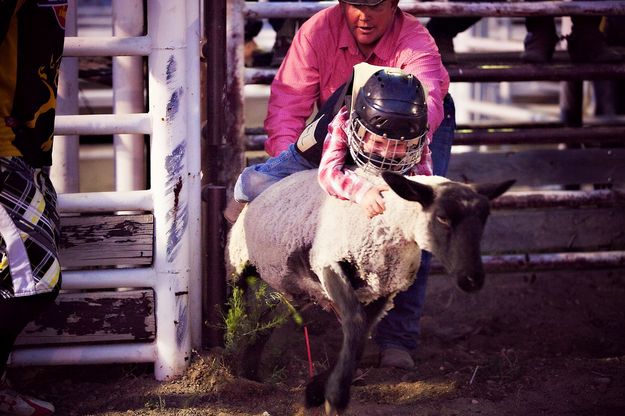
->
<box><xmin>324</xmin><ymin>400</ymin><xmax>339</xmax><ymax>416</ymax></box>
<box><xmin>304</xmin><ymin>375</ymin><xmax>326</xmax><ymax>408</ymax></box>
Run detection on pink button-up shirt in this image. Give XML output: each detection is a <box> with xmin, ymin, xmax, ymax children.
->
<box><xmin>264</xmin><ymin>4</ymin><xmax>450</xmax><ymax>158</ymax></box>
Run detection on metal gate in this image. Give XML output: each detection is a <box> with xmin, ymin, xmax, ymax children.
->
<box><xmin>10</xmin><ymin>0</ymin><xmax>202</xmax><ymax>381</ymax></box>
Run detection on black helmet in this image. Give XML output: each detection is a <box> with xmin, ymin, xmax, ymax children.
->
<box><xmin>348</xmin><ymin>68</ymin><xmax>428</xmax><ymax>174</ymax></box>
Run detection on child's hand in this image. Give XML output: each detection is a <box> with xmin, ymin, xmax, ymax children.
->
<box><xmin>360</xmin><ymin>185</ymin><xmax>389</xmax><ymax>218</ymax></box>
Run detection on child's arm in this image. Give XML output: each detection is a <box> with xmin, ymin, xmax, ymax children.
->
<box><xmin>317</xmin><ymin>108</ymin><xmax>388</xmax><ymax>217</ymax></box>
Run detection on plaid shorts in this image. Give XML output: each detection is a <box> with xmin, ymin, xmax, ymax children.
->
<box><xmin>0</xmin><ymin>158</ymin><xmax>61</xmax><ymax>299</ymax></box>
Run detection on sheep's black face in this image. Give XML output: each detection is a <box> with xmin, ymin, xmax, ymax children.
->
<box><xmin>381</xmin><ymin>172</ymin><xmax>514</xmax><ymax>294</ymax></box>
<box><xmin>428</xmin><ymin>183</ymin><xmax>490</xmax><ymax>293</ymax></box>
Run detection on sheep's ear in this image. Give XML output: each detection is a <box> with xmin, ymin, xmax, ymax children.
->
<box><xmin>472</xmin><ymin>179</ymin><xmax>516</xmax><ymax>200</ymax></box>
<box><xmin>382</xmin><ymin>171</ymin><xmax>434</xmax><ymax>207</ymax></box>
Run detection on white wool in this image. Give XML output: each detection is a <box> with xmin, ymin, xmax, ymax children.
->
<box><xmin>226</xmin><ymin>169</ymin><xmax>450</xmax><ymax>307</ymax></box>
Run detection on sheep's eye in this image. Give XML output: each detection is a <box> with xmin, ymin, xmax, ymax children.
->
<box><xmin>436</xmin><ymin>216</ymin><xmax>451</xmax><ymax>227</ymax></box>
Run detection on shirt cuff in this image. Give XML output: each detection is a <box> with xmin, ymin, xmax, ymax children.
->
<box><xmin>352</xmin><ymin>181</ymin><xmax>373</xmax><ymax>205</ymax></box>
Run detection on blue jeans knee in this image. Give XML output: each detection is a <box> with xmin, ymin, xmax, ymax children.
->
<box><xmin>234</xmin><ymin>144</ymin><xmax>316</xmax><ymax>202</ymax></box>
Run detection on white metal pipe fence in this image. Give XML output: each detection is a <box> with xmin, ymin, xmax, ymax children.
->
<box><xmin>113</xmin><ymin>0</ymin><xmax>147</xmax><ymax>192</ymax></box>
<box><xmin>53</xmin><ymin>1</ymin><xmax>80</xmax><ymax>193</ymax></box>
<box><xmin>10</xmin><ymin>0</ymin><xmax>202</xmax><ymax>381</ymax></box>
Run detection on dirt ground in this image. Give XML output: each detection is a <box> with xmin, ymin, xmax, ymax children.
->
<box><xmin>9</xmin><ymin>268</ymin><xmax>625</xmax><ymax>416</ymax></box>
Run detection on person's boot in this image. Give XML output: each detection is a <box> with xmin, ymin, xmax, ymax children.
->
<box><xmin>379</xmin><ymin>347</ymin><xmax>414</xmax><ymax>370</ymax></box>
<box><xmin>567</xmin><ymin>16</ymin><xmax>622</xmax><ymax>63</ymax></box>
<box><xmin>521</xmin><ymin>16</ymin><xmax>559</xmax><ymax>63</ymax></box>
<box><xmin>224</xmin><ymin>198</ymin><xmax>247</xmax><ymax>224</ymax></box>
<box><xmin>0</xmin><ymin>374</ymin><xmax>54</xmax><ymax>416</ymax></box>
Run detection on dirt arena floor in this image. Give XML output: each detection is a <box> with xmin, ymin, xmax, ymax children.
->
<box><xmin>9</xmin><ymin>268</ymin><xmax>625</xmax><ymax>415</ymax></box>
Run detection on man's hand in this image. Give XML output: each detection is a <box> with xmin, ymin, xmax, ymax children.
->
<box><xmin>360</xmin><ymin>185</ymin><xmax>389</xmax><ymax>218</ymax></box>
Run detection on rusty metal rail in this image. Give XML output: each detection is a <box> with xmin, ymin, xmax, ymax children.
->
<box><xmin>432</xmin><ymin>251</ymin><xmax>625</xmax><ymax>274</ymax></box>
<box><xmin>245</xmin><ymin>125</ymin><xmax>625</xmax><ymax>149</ymax></box>
<box><xmin>245</xmin><ymin>58</ymin><xmax>625</xmax><ymax>85</ymax></box>
<box><xmin>492</xmin><ymin>189</ymin><xmax>625</xmax><ymax>210</ymax></box>
<box><xmin>246</xmin><ymin>56</ymin><xmax>625</xmax><ymax>84</ymax></box>
<box><xmin>455</xmin><ymin>126</ymin><xmax>625</xmax><ymax>146</ymax></box>
<box><xmin>448</xmin><ymin>60</ymin><xmax>625</xmax><ymax>82</ymax></box>
<box><xmin>245</xmin><ymin>1</ymin><xmax>625</xmax><ymax>19</ymax></box>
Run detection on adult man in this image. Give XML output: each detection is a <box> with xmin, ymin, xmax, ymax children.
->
<box><xmin>263</xmin><ymin>0</ymin><xmax>453</xmax><ymax>369</ymax></box>
<box><xmin>0</xmin><ymin>1</ymin><xmax>67</xmax><ymax>414</ymax></box>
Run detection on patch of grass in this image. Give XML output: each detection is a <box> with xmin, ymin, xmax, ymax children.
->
<box><xmin>143</xmin><ymin>395</ymin><xmax>166</xmax><ymax>410</ymax></box>
<box><xmin>223</xmin><ymin>275</ymin><xmax>302</xmax><ymax>357</ymax></box>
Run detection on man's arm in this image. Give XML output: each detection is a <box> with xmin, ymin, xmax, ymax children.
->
<box><xmin>264</xmin><ymin>30</ymin><xmax>320</xmax><ymax>157</ymax></box>
<box><xmin>401</xmin><ymin>54</ymin><xmax>447</xmax><ymax>145</ymax></box>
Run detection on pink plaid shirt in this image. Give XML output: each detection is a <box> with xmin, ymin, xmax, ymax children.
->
<box><xmin>264</xmin><ymin>4</ymin><xmax>449</xmax><ymax>158</ymax></box>
<box><xmin>318</xmin><ymin>107</ymin><xmax>432</xmax><ymax>204</ymax></box>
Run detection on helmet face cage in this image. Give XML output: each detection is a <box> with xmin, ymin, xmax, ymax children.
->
<box><xmin>347</xmin><ymin>113</ymin><xmax>426</xmax><ymax>175</ymax></box>
<box><xmin>347</xmin><ymin>68</ymin><xmax>429</xmax><ymax>174</ymax></box>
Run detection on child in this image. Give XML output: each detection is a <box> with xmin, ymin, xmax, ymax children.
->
<box><xmin>225</xmin><ymin>64</ymin><xmax>429</xmax><ymax>222</ymax></box>
<box><xmin>318</xmin><ymin>67</ymin><xmax>430</xmax><ymax>218</ymax></box>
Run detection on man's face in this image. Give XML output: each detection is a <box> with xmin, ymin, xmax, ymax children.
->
<box><xmin>341</xmin><ymin>0</ymin><xmax>398</xmax><ymax>52</ymax></box>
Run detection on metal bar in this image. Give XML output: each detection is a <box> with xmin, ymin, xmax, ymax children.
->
<box><xmin>225</xmin><ymin>0</ymin><xmax>246</xmax><ymax>185</ymax></box>
<box><xmin>186</xmin><ymin>0</ymin><xmax>204</xmax><ymax>354</ymax></box>
<box><xmin>202</xmin><ymin>0</ymin><xmax>228</xmax><ymax>350</ymax></box>
<box><xmin>148</xmin><ymin>0</ymin><xmax>193</xmax><ymax>381</ymax></box>
<box><xmin>483</xmin><ymin>252</ymin><xmax>625</xmax><ymax>273</ymax></box>
<box><xmin>449</xmin><ymin>62</ymin><xmax>625</xmax><ymax>82</ymax></box>
<box><xmin>244</xmin><ymin>67</ymin><xmax>277</xmax><ymax>85</ymax></box>
<box><xmin>456</xmin><ymin>119</ymin><xmax>625</xmax><ymax>130</ymax></box>
<box><xmin>455</xmin><ymin>126</ymin><xmax>625</xmax><ymax>146</ymax></box>
<box><xmin>492</xmin><ymin>190</ymin><xmax>625</xmax><ymax>210</ymax></box>
<box><xmin>431</xmin><ymin>251</ymin><xmax>625</xmax><ymax>274</ymax></box>
<box><xmin>10</xmin><ymin>343</ymin><xmax>155</xmax><ymax>366</ymax></box>
<box><xmin>245</xmin><ymin>133</ymin><xmax>268</xmax><ymax>151</ymax></box>
<box><xmin>201</xmin><ymin>185</ymin><xmax>227</xmax><ymax>349</ymax></box>
<box><xmin>113</xmin><ymin>0</ymin><xmax>147</xmax><ymax>192</ymax></box>
<box><xmin>204</xmin><ymin>0</ymin><xmax>227</xmax><ymax>184</ymax></box>
<box><xmin>53</xmin><ymin>1</ymin><xmax>80</xmax><ymax>193</ymax></box>
<box><xmin>62</xmin><ymin>268</ymin><xmax>155</xmax><ymax>290</ymax></box>
<box><xmin>244</xmin><ymin>126</ymin><xmax>625</xmax><ymax>150</ymax></box>
<box><xmin>63</xmin><ymin>35</ymin><xmax>152</xmax><ymax>56</ymax></box>
<box><xmin>245</xmin><ymin>1</ymin><xmax>625</xmax><ymax>19</ymax></box>
<box><xmin>58</xmin><ymin>190</ymin><xmax>153</xmax><ymax>213</ymax></box>
<box><xmin>245</xmin><ymin>61</ymin><xmax>625</xmax><ymax>85</ymax></box>
<box><xmin>54</xmin><ymin>114</ymin><xmax>152</xmax><ymax>135</ymax></box>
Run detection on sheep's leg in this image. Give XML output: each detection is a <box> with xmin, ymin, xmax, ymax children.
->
<box><xmin>240</xmin><ymin>323</ymin><xmax>273</xmax><ymax>381</ymax></box>
<box><xmin>307</xmin><ymin>264</ymin><xmax>367</xmax><ymax>414</ymax></box>
<box><xmin>231</xmin><ymin>274</ymin><xmax>278</xmax><ymax>381</ymax></box>
<box><xmin>306</xmin><ymin>296</ymin><xmax>391</xmax><ymax>411</ymax></box>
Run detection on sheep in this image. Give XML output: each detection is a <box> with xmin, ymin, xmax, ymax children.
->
<box><xmin>226</xmin><ymin>168</ymin><xmax>514</xmax><ymax>415</ymax></box>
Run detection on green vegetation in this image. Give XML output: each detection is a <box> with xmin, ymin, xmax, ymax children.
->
<box><xmin>223</xmin><ymin>275</ymin><xmax>302</xmax><ymax>356</ymax></box>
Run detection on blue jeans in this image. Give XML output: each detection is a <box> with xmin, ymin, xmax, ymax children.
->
<box><xmin>234</xmin><ymin>143</ymin><xmax>317</xmax><ymax>202</ymax></box>
<box><xmin>374</xmin><ymin>94</ymin><xmax>456</xmax><ymax>352</ymax></box>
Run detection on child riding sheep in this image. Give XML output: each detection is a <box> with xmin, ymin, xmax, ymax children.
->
<box><xmin>225</xmin><ymin>63</ymin><xmax>430</xmax><ymax>222</ymax></box>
